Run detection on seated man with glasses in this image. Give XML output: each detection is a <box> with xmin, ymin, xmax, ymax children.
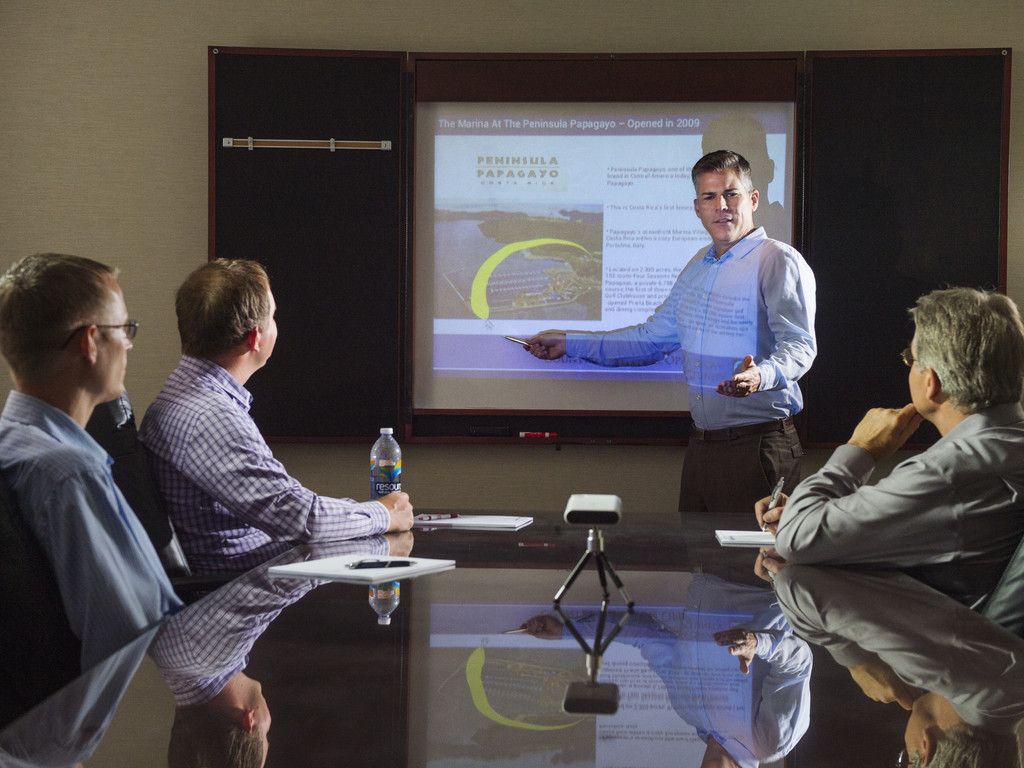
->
<box><xmin>757</xmin><ymin>287</ymin><xmax>1024</xmax><ymax>608</ymax></box>
<box><xmin>0</xmin><ymin>253</ymin><xmax>181</xmax><ymax>670</ymax></box>
<box><xmin>139</xmin><ymin>259</ymin><xmax>413</xmax><ymax>574</ymax></box>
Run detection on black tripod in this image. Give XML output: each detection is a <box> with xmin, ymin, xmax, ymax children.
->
<box><xmin>552</xmin><ymin>527</ymin><xmax>634</xmax><ymax>713</ymax></box>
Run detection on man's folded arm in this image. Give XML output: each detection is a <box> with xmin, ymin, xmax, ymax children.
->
<box><xmin>774</xmin><ymin>446</ymin><xmax>957</xmax><ymax>567</ymax></box>
<box><xmin>181</xmin><ymin>417</ymin><xmax>389</xmax><ymax>542</ymax></box>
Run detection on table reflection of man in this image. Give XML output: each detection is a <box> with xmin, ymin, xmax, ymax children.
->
<box><xmin>763</xmin><ymin>561</ymin><xmax>1024</xmax><ymax>767</ymax></box>
<box><xmin>151</xmin><ymin>533</ymin><xmax>410</xmax><ymax>768</ymax></box>
<box><xmin>758</xmin><ymin>288</ymin><xmax>1024</xmax><ymax>607</ymax></box>
<box><xmin>525</xmin><ymin>150</ymin><xmax>816</xmax><ymax>516</ymax></box>
<box><xmin>0</xmin><ymin>625</ymin><xmax>158</xmax><ymax>768</ymax></box>
<box><xmin>521</xmin><ymin>574</ymin><xmax>811</xmax><ymax>768</ymax></box>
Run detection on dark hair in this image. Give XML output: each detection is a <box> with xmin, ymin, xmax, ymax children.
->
<box><xmin>0</xmin><ymin>253</ymin><xmax>117</xmax><ymax>381</ymax></box>
<box><xmin>176</xmin><ymin>259</ymin><xmax>271</xmax><ymax>358</ymax></box>
<box><xmin>167</xmin><ymin>705</ymin><xmax>265</xmax><ymax>768</ymax></box>
<box><xmin>691</xmin><ymin>149</ymin><xmax>754</xmax><ymax>192</ymax></box>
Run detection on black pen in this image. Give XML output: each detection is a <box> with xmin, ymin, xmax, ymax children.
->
<box><xmin>762</xmin><ymin>476</ymin><xmax>786</xmax><ymax>532</ymax></box>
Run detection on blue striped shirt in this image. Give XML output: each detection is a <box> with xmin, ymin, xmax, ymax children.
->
<box><xmin>138</xmin><ymin>357</ymin><xmax>389</xmax><ymax>573</ymax></box>
<box><xmin>567</xmin><ymin>228</ymin><xmax>816</xmax><ymax>430</ymax></box>
<box><xmin>0</xmin><ymin>391</ymin><xmax>181</xmax><ymax>671</ymax></box>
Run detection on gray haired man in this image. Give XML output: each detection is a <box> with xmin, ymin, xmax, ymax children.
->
<box><xmin>758</xmin><ymin>287</ymin><xmax>1024</xmax><ymax>606</ymax></box>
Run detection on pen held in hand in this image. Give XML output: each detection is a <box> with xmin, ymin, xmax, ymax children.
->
<box><xmin>762</xmin><ymin>476</ymin><xmax>786</xmax><ymax>532</ymax></box>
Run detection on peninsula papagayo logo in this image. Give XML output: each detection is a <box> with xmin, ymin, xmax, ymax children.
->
<box><xmin>477</xmin><ymin>155</ymin><xmax>559</xmax><ymax>184</ymax></box>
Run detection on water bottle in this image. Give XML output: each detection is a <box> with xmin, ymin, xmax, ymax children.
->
<box><xmin>370</xmin><ymin>427</ymin><xmax>402</xmax><ymax>499</ymax></box>
<box><xmin>369</xmin><ymin>581</ymin><xmax>400</xmax><ymax>625</ymax></box>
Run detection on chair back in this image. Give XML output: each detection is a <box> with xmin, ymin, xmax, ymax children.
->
<box><xmin>980</xmin><ymin>532</ymin><xmax>1024</xmax><ymax>638</ymax></box>
<box><xmin>0</xmin><ymin>475</ymin><xmax>82</xmax><ymax>729</ymax></box>
<box><xmin>86</xmin><ymin>395</ymin><xmax>192</xmax><ymax>577</ymax></box>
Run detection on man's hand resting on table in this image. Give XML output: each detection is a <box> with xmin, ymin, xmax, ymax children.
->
<box><xmin>386</xmin><ymin>530</ymin><xmax>414</xmax><ymax>556</ymax></box>
<box><xmin>380</xmin><ymin>491</ymin><xmax>413</xmax><ymax>531</ymax></box>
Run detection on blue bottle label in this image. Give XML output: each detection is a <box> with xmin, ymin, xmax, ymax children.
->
<box><xmin>370</xmin><ymin>459</ymin><xmax>402</xmax><ymax>498</ymax></box>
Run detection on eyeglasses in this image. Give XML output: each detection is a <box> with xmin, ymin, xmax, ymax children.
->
<box><xmin>900</xmin><ymin>346</ymin><xmax>915</xmax><ymax>368</ymax></box>
<box><xmin>61</xmin><ymin>321</ymin><xmax>139</xmax><ymax>349</ymax></box>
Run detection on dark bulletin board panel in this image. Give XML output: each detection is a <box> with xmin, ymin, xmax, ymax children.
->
<box><xmin>800</xmin><ymin>50</ymin><xmax>1010</xmax><ymax>446</ymax></box>
<box><xmin>210</xmin><ymin>48</ymin><xmax>405</xmax><ymax>440</ymax></box>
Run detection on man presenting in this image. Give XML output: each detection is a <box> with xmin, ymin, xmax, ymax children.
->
<box><xmin>140</xmin><ymin>259</ymin><xmax>412</xmax><ymax>573</ymax></box>
<box><xmin>0</xmin><ymin>253</ymin><xmax>181</xmax><ymax>669</ymax></box>
<box><xmin>761</xmin><ymin>288</ymin><xmax>1024</xmax><ymax>606</ymax></box>
<box><xmin>526</xmin><ymin>150</ymin><xmax>816</xmax><ymax>515</ymax></box>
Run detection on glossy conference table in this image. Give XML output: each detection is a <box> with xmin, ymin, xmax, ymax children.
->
<box><xmin>0</xmin><ymin>516</ymin><xmax>944</xmax><ymax>767</ymax></box>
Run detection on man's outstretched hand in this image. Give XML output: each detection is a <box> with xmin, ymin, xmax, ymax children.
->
<box><xmin>526</xmin><ymin>330</ymin><xmax>567</xmax><ymax>360</ymax></box>
<box><xmin>717</xmin><ymin>354</ymin><xmax>761</xmax><ymax>397</ymax></box>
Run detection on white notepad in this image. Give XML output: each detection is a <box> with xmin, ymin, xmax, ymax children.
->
<box><xmin>715</xmin><ymin>530</ymin><xmax>776</xmax><ymax>548</ymax></box>
<box><xmin>267</xmin><ymin>554</ymin><xmax>456</xmax><ymax>584</ymax></box>
<box><xmin>413</xmin><ymin>514</ymin><xmax>533</xmax><ymax>531</ymax></box>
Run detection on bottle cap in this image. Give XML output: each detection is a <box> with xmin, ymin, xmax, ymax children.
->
<box><xmin>379</xmin><ymin>427</ymin><xmax>393</xmax><ymax>435</ymax></box>
<box><xmin>378</xmin><ymin>616</ymin><xmax>391</xmax><ymax>625</ymax></box>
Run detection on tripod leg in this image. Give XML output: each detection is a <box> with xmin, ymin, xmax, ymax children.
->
<box><xmin>598</xmin><ymin>607</ymin><xmax>634</xmax><ymax>655</ymax></box>
<box><xmin>595</xmin><ymin>552</ymin><xmax>635</xmax><ymax>609</ymax></box>
<box><xmin>553</xmin><ymin>550</ymin><xmax>593</xmax><ymax>606</ymax></box>
<box><xmin>593</xmin><ymin>552</ymin><xmax>611</xmax><ymax>601</ymax></box>
<box><xmin>591</xmin><ymin>596</ymin><xmax>609</xmax><ymax>667</ymax></box>
<box><xmin>554</xmin><ymin>604</ymin><xmax>594</xmax><ymax>655</ymax></box>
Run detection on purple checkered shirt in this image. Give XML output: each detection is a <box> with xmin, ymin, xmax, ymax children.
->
<box><xmin>151</xmin><ymin>537</ymin><xmax>389</xmax><ymax>705</ymax></box>
<box><xmin>138</xmin><ymin>356</ymin><xmax>389</xmax><ymax>573</ymax></box>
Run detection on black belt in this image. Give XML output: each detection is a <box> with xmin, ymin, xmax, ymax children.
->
<box><xmin>691</xmin><ymin>417</ymin><xmax>794</xmax><ymax>442</ymax></box>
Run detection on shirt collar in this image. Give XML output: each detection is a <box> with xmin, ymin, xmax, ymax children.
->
<box><xmin>0</xmin><ymin>390</ymin><xmax>111</xmax><ymax>464</ymax></box>
<box><xmin>938</xmin><ymin>400</ymin><xmax>1024</xmax><ymax>443</ymax></box>
<box><xmin>179</xmin><ymin>355</ymin><xmax>253</xmax><ymax>411</ymax></box>
<box><xmin>701</xmin><ymin>226</ymin><xmax>767</xmax><ymax>264</ymax></box>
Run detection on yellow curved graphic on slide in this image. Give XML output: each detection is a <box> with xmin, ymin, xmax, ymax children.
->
<box><xmin>465</xmin><ymin>647</ymin><xmax>581</xmax><ymax>730</ymax></box>
<box><xmin>470</xmin><ymin>238</ymin><xmax>591</xmax><ymax>320</ymax></box>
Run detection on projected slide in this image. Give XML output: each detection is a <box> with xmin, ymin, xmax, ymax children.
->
<box><xmin>414</xmin><ymin>102</ymin><xmax>794</xmax><ymax>412</ymax></box>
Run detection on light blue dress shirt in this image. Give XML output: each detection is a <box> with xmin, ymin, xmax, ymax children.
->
<box><xmin>0</xmin><ymin>391</ymin><xmax>181</xmax><ymax>671</ymax></box>
<box><xmin>566</xmin><ymin>228</ymin><xmax>816</xmax><ymax>430</ymax></box>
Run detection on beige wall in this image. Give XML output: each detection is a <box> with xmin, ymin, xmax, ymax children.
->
<box><xmin>1</xmin><ymin>0</ymin><xmax>1021</xmax><ymax>521</ymax></box>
